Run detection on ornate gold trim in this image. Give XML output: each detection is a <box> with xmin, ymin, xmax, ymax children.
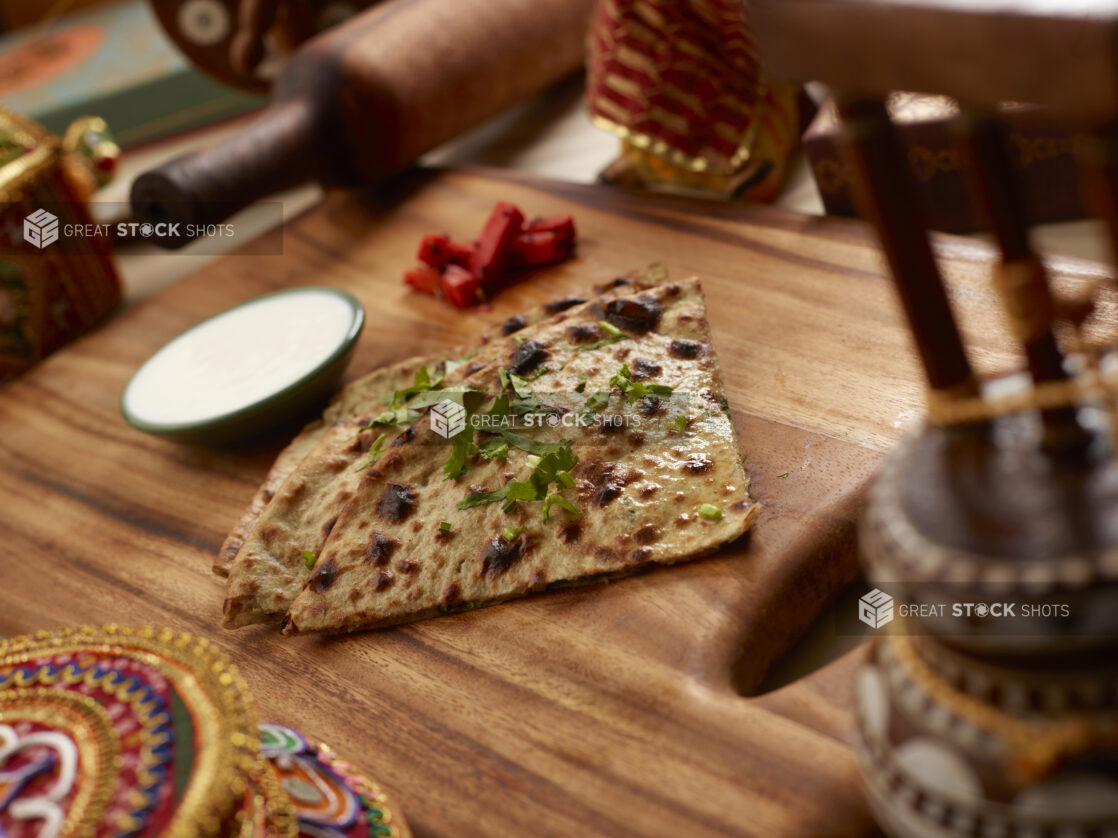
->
<box><xmin>237</xmin><ymin>756</ymin><xmax>298</xmax><ymax>838</ymax></box>
<box><xmin>0</xmin><ymin>104</ymin><xmax>58</xmax><ymax>204</ymax></box>
<box><xmin>589</xmin><ymin>82</ymin><xmax>768</xmax><ymax>177</ymax></box>
<box><xmin>0</xmin><ymin>625</ymin><xmax>260</xmax><ymax>838</ymax></box>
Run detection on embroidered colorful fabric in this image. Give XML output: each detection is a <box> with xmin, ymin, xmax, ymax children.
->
<box><xmin>0</xmin><ymin>627</ymin><xmax>410</xmax><ymax>838</ymax></box>
<box><xmin>0</xmin><ymin>626</ymin><xmax>261</xmax><ymax>838</ymax></box>
<box><xmin>258</xmin><ymin>723</ymin><xmax>409</xmax><ymax>838</ymax></box>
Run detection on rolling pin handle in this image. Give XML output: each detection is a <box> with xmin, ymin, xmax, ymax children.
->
<box><xmin>129</xmin><ymin>99</ymin><xmax>331</xmax><ymax>248</ymax></box>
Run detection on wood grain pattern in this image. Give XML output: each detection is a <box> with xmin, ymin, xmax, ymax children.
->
<box><xmin>1</xmin><ymin>169</ymin><xmax>1109</xmax><ymax>836</ymax></box>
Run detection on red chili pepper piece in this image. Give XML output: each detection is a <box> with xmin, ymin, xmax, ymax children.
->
<box><xmin>526</xmin><ymin>215</ymin><xmax>576</xmax><ymax>246</ymax></box>
<box><xmin>445</xmin><ymin>239</ymin><xmax>476</xmax><ymax>267</ymax></box>
<box><xmin>469</xmin><ymin>201</ymin><xmax>525</xmax><ymax>285</ymax></box>
<box><xmin>404</xmin><ymin>265</ymin><xmax>442</xmax><ymax>295</ymax></box>
<box><xmin>417</xmin><ymin>234</ymin><xmax>450</xmax><ymax>269</ymax></box>
<box><xmin>403</xmin><ymin>204</ymin><xmax>576</xmax><ymax>306</ymax></box>
<box><xmin>513</xmin><ymin>231</ymin><xmax>573</xmax><ymax>267</ymax></box>
<box><xmin>440</xmin><ymin>264</ymin><xmax>486</xmax><ymax>308</ymax></box>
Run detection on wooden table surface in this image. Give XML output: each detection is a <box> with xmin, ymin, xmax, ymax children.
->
<box><xmin>2</xmin><ymin>169</ymin><xmax>1109</xmax><ymax>837</ymax></box>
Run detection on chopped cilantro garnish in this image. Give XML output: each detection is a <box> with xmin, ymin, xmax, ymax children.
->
<box><xmin>439</xmin><ymin>521</ymin><xmax>452</xmax><ymax>532</ymax></box>
<box><xmin>443</xmin><ymin>429</ymin><xmax>478</xmax><ymax>481</ymax></box>
<box><xmin>501</xmin><ymin>525</ymin><xmax>525</xmax><ymax>542</ymax></box>
<box><xmin>579</xmin><ymin>320</ymin><xmax>630</xmax><ymax>352</ymax></box>
<box><xmin>670</xmin><ymin>414</ymin><xmax>688</xmax><ymax>433</ymax></box>
<box><xmin>495</xmin><ymin>367</ymin><xmax>547</xmax><ymax>415</ymax></box>
<box><xmin>555</xmin><ymin>470</ymin><xmax>575</xmax><ymax>489</ymax></box>
<box><xmin>302</xmin><ymin>550</ymin><xmax>316</xmax><ymax>570</ymax></box>
<box><xmin>609</xmin><ymin>363</ymin><xmax>674</xmax><ymax>404</ymax></box>
<box><xmin>458</xmin><ymin>488</ymin><xmax>509</xmax><ymax>509</ymax></box>
<box><xmin>495</xmin><ymin>431</ymin><xmax>572</xmax><ymax>459</ymax></box>
<box><xmin>386</xmin><ymin>365</ymin><xmax>445</xmax><ymax>408</ymax></box>
<box><xmin>778</xmin><ymin>471</ymin><xmax>789</xmax><ymax>478</ymax></box>
<box><xmin>483</xmin><ymin>392</ymin><xmax>510</xmax><ymax>420</ymax></box>
<box><xmin>582</xmin><ymin>389</ymin><xmax>610</xmax><ymax>414</ymax></box>
<box><xmin>541</xmin><ymin>492</ymin><xmax>581</xmax><ymax>523</ymax></box>
<box><xmin>409</xmin><ymin>385</ymin><xmax>485</xmax><ymax>411</ymax></box>
<box><xmin>506</xmin><ymin>444</ymin><xmax>577</xmax><ymax>507</ymax></box>
<box><xmin>505</xmin><ymin>479</ymin><xmax>541</xmax><ymax>502</ymax></box>
<box><xmin>456</xmin><ymin>443</ymin><xmax>578</xmax><ymax>511</ymax></box>
<box><xmin>698</xmin><ymin>504</ymin><xmax>723</xmax><ymax>521</ymax></box>
<box><xmin>479</xmin><ymin>436</ymin><xmax>509</xmax><ymax>461</ymax></box>
<box><xmin>358</xmin><ymin>406</ymin><xmax>419</xmax><ymax>431</ymax></box>
<box><xmin>507</xmin><ymin>371</ymin><xmax>534</xmax><ymax>399</ymax></box>
<box><xmin>609</xmin><ymin>364</ymin><xmax>634</xmax><ymax>391</ymax></box>
<box><xmin>352</xmin><ymin>433</ymin><xmax>389</xmax><ymax>471</ymax></box>
<box><xmin>527</xmin><ymin>366</ymin><xmax>549</xmax><ymax>381</ymax></box>
<box><xmin>513</xmin><ymin>335</ymin><xmax>526</xmax><ymax>344</ymax></box>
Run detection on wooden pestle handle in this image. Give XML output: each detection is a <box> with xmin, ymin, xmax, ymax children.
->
<box><xmin>131</xmin><ymin>0</ymin><xmax>598</xmax><ymax>243</ymax></box>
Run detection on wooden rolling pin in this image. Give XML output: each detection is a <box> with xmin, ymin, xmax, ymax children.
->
<box><xmin>131</xmin><ymin>0</ymin><xmax>597</xmax><ymax>246</ymax></box>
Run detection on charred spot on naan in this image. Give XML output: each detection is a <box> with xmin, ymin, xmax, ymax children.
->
<box><xmin>604</xmin><ymin>295</ymin><xmax>662</xmax><ymax>334</ymax></box>
<box><xmin>376</xmin><ymin>484</ymin><xmax>418</xmax><ymax>523</ymax></box>
<box><xmin>502</xmin><ymin>314</ymin><xmax>527</xmax><ymax>335</ymax></box>
<box><xmin>594</xmin><ymin>276</ymin><xmax>632</xmax><ymax>294</ymax></box>
<box><xmin>308</xmin><ymin>557</ymin><xmax>341</xmax><ymax>592</ymax></box>
<box><xmin>543</xmin><ymin>296</ymin><xmax>587</xmax><ymax>315</ymax></box>
<box><xmin>480</xmin><ymin>534</ymin><xmax>530</xmax><ymax>576</ymax></box>
<box><xmin>508</xmin><ymin>338</ymin><xmax>549</xmax><ymax>376</ymax></box>
<box><xmin>630</xmin><ymin>358</ymin><xmax>662</xmax><ymax>379</ymax></box>
<box><xmin>365</xmin><ymin>532</ymin><xmax>399</xmax><ymax>566</ymax></box>
<box><xmin>567</xmin><ymin>323</ymin><xmax>599</xmax><ymax>344</ymax></box>
<box><xmin>669</xmin><ymin>339</ymin><xmax>705</xmax><ymax>359</ymax></box>
<box><xmin>576</xmin><ymin>460</ymin><xmax>643</xmax><ymax>509</ymax></box>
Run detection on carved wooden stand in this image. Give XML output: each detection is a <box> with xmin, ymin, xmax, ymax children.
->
<box><xmin>756</xmin><ymin>2</ymin><xmax>1118</xmax><ymax>834</ymax></box>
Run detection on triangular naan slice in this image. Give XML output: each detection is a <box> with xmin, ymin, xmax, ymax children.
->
<box><xmin>214</xmin><ymin>417</ymin><xmax>326</xmax><ymax>577</ymax></box>
<box><xmin>215</xmin><ymin>354</ymin><xmax>458</xmax><ymax>577</ymax></box>
<box><xmin>283</xmin><ymin>277</ymin><xmax>759</xmax><ymax>635</ymax></box>
<box><xmin>221</xmin><ymin>352</ymin><xmax>448</xmax><ymax>624</ymax></box>
<box><xmin>221</xmin><ymin>271</ymin><xmax>658</xmax><ymax>627</ymax></box>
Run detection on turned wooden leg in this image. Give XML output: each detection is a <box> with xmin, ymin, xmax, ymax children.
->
<box><xmin>837</xmin><ymin>96</ymin><xmax>979</xmax><ymax>410</ymax></box>
<box><xmin>956</xmin><ymin>112</ymin><xmax>1089</xmax><ymax>452</ymax></box>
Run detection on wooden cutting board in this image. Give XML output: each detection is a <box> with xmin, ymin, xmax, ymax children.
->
<box><xmin>0</xmin><ymin>169</ymin><xmax>1107</xmax><ymax>837</ymax></box>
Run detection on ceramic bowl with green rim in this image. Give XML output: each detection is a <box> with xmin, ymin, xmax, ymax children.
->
<box><xmin>121</xmin><ymin>287</ymin><xmax>364</xmax><ymax>445</ymax></box>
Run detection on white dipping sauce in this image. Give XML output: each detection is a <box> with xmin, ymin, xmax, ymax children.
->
<box><xmin>124</xmin><ymin>289</ymin><xmax>357</xmax><ymax>426</ymax></box>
